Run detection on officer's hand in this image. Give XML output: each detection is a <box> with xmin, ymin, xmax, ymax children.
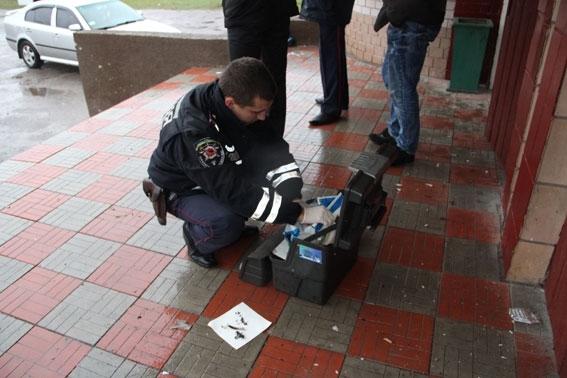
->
<box><xmin>298</xmin><ymin>205</ymin><xmax>335</xmax><ymax>227</ymax></box>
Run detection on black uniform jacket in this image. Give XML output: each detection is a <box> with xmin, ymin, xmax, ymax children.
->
<box><xmin>148</xmin><ymin>79</ymin><xmax>302</xmax><ymax>225</ymax></box>
<box><xmin>222</xmin><ymin>0</ymin><xmax>299</xmax><ymax>28</ymax></box>
<box><xmin>375</xmin><ymin>0</ymin><xmax>447</xmax><ymax>31</ymax></box>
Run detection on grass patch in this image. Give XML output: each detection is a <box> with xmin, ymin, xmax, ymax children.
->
<box><xmin>0</xmin><ymin>0</ymin><xmax>222</xmax><ymax>10</ymax></box>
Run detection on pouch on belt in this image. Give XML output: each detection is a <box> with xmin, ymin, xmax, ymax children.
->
<box><xmin>142</xmin><ymin>178</ymin><xmax>167</xmax><ymax>225</ymax></box>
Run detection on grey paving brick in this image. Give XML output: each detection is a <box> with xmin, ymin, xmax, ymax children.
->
<box><xmin>340</xmin><ymin>356</ymin><xmax>429</xmax><ymax>378</ymax></box>
<box><xmin>366</xmin><ymin>262</ymin><xmax>440</xmax><ymax>316</ymax></box>
<box><xmin>270</xmin><ymin>296</ymin><xmax>360</xmax><ymax>354</ymax></box>
<box><xmin>420</xmin><ymin>104</ymin><xmax>455</xmax><ymax>118</ymax></box>
<box><xmin>94</xmin><ymin>107</ymin><xmax>135</xmax><ymax>121</ymax></box>
<box><xmin>311</xmin><ymin>146</ymin><xmax>361</xmax><ymax>167</ymax></box>
<box><xmin>0</xmin><ymin>212</ymin><xmax>33</xmax><ymax>244</ymax></box>
<box><xmin>448</xmin><ymin>184</ymin><xmax>503</xmax><ymax>214</ymax></box>
<box><xmin>0</xmin><ymin>256</ymin><xmax>33</xmax><ymax>292</ymax></box>
<box><xmin>352</xmin><ymin>97</ymin><xmax>388</xmax><ymax>110</ymax></box>
<box><xmin>388</xmin><ymin>200</ymin><xmax>447</xmax><ymax>235</ymax></box>
<box><xmin>142</xmin><ymin>257</ymin><xmax>229</xmax><ymax>315</ymax></box>
<box><xmin>42</xmin><ymin>147</ymin><xmax>96</xmax><ymax>168</ymax></box>
<box><xmin>335</xmin><ymin>119</ymin><xmax>376</xmax><ymax>135</ymax></box>
<box><xmin>284</xmin><ymin>127</ymin><xmax>332</xmax><ymax>146</ymax></box>
<box><xmin>301</xmin><ymin>185</ymin><xmax>339</xmax><ymax>200</ymax></box>
<box><xmin>69</xmin><ymin>347</ymin><xmax>159</xmax><ymax>378</ymax></box>
<box><xmin>100</xmin><ymin>120</ymin><xmax>144</xmax><ymax>136</ymax></box>
<box><xmin>402</xmin><ymin>160</ymin><xmax>451</xmax><ymax>182</ymax></box>
<box><xmin>0</xmin><ymin>182</ymin><xmax>34</xmax><ymax>209</ymax></box>
<box><xmin>164</xmin><ymin>317</ymin><xmax>266</xmax><ymax>378</ymax></box>
<box><xmin>444</xmin><ymin>237</ymin><xmax>501</xmax><ymax>281</ymax></box>
<box><xmin>0</xmin><ymin>313</ymin><xmax>33</xmax><ymax>354</ymax></box>
<box><xmin>382</xmin><ymin>173</ymin><xmax>401</xmax><ymax>199</ymax></box>
<box><xmin>40</xmin><ymin>197</ymin><xmax>109</xmax><ymax>231</ymax></box>
<box><xmin>0</xmin><ymin>160</ymin><xmax>34</xmax><ymax>182</ymax></box>
<box><xmin>41</xmin><ymin>169</ymin><xmax>102</xmax><ymax>195</ymax></box>
<box><xmin>454</xmin><ymin>119</ymin><xmax>486</xmax><ymax>135</ymax></box>
<box><xmin>358</xmin><ymin>225</ymin><xmax>385</xmax><ymax>260</ymax></box>
<box><xmin>40</xmin><ymin>234</ymin><xmax>120</xmax><ymax>279</ymax></box>
<box><xmin>430</xmin><ymin>318</ymin><xmax>516</xmax><ymax>378</ymax></box>
<box><xmin>110</xmin><ymin>156</ymin><xmax>149</xmax><ymax>180</ymax></box>
<box><xmin>510</xmin><ymin>283</ymin><xmax>553</xmax><ymax>337</ymax></box>
<box><xmin>127</xmin><ymin>218</ymin><xmax>185</xmax><ymax>256</ymax></box>
<box><xmin>451</xmin><ymin>147</ymin><xmax>497</xmax><ymax>168</ymax></box>
<box><xmin>116</xmin><ymin>187</ymin><xmax>155</xmax><ymax>213</ymax></box>
<box><xmin>419</xmin><ymin>128</ymin><xmax>454</xmax><ymax>146</ymax></box>
<box><xmin>43</xmin><ymin>130</ymin><xmax>89</xmax><ymax>146</ymax></box>
<box><xmin>102</xmin><ymin>137</ymin><xmax>153</xmax><ymax>156</ymax></box>
<box><xmin>39</xmin><ymin>282</ymin><xmax>136</xmax><ymax>345</ymax></box>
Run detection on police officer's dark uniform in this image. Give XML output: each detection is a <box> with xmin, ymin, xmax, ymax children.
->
<box><xmin>147</xmin><ymin>78</ymin><xmax>303</xmax><ymax>268</ymax></box>
<box><xmin>299</xmin><ymin>0</ymin><xmax>356</xmax><ymax>125</ymax></box>
<box><xmin>222</xmin><ymin>0</ymin><xmax>299</xmax><ymax>137</ymax></box>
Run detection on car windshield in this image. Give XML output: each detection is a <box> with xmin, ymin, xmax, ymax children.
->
<box><xmin>76</xmin><ymin>0</ymin><xmax>143</xmax><ymax>30</ymax></box>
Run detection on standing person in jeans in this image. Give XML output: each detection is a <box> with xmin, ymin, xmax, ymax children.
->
<box><xmin>222</xmin><ymin>0</ymin><xmax>299</xmax><ymax>138</ymax></box>
<box><xmin>369</xmin><ymin>0</ymin><xmax>447</xmax><ymax>165</ymax></box>
<box><xmin>299</xmin><ymin>0</ymin><xmax>355</xmax><ymax>126</ymax></box>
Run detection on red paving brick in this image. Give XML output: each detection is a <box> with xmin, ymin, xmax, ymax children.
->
<box><xmin>379</xmin><ymin>227</ymin><xmax>444</xmax><ymax>272</ymax></box>
<box><xmin>80</xmin><ymin>206</ymin><xmax>153</xmax><ymax>243</ymax></box>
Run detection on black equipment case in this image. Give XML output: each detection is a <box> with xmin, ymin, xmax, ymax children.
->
<box><xmin>238</xmin><ymin>147</ymin><xmax>396</xmax><ymax>304</ymax></box>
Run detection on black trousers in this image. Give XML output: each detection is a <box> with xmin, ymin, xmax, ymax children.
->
<box><xmin>318</xmin><ymin>23</ymin><xmax>349</xmax><ymax>116</ymax></box>
<box><xmin>227</xmin><ymin>20</ymin><xmax>290</xmax><ymax>137</ymax></box>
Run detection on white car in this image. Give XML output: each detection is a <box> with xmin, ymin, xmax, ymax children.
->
<box><xmin>4</xmin><ymin>0</ymin><xmax>180</xmax><ymax>68</ymax></box>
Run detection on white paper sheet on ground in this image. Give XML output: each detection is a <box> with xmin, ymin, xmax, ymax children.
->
<box><xmin>207</xmin><ymin>302</ymin><xmax>271</xmax><ymax>350</ymax></box>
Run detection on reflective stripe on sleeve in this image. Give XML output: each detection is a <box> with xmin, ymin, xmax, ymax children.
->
<box><xmin>272</xmin><ymin>171</ymin><xmax>302</xmax><ymax>188</ymax></box>
<box><xmin>265</xmin><ymin>192</ymin><xmax>282</xmax><ymax>223</ymax></box>
<box><xmin>252</xmin><ymin>187</ymin><xmax>271</xmax><ymax>219</ymax></box>
<box><xmin>265</xmin><ymin>162</ymin><xmax>299</xmax><ymax>181</ymax></box>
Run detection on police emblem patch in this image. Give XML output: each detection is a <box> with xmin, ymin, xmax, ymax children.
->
<box><xmin>195</xmin><ymin>138</ymin><xmax>225</xmax><ymax>167</ymax></box>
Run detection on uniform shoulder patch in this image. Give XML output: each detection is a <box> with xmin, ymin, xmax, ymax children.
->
<box><xmin>195</xmin><ymin>138</ymin><xmax>225</xmax><ymax>167</ymax></box>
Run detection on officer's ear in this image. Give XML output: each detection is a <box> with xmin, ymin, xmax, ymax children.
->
<box><xmin>225</xmin><ymin>96</ymin><xmax>236</xmax><ymax>108</ymax></box>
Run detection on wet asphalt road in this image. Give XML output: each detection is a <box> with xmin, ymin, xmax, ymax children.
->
<box><xmin>0</xmin><ymin>8</ymin><xmax>225</xmax><ymax>163</ymax></box>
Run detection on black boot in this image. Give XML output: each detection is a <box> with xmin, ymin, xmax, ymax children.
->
<box><xmin>183</xmin><ymin>223</ymin><xmax>217</xmax><ymax>268</ymax></box>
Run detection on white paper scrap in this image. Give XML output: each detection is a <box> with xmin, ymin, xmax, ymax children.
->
<box><xmin>508</xmin><ymin>308</ymin><xmax>540</xmax><ymax>324</ymax></box>
<box><xmin>208</xmin><ymin>302</ymin><xmax>271</xmax><ymax>350</ymax></box>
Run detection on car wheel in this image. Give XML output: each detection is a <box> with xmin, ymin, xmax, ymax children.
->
<box><xmin>19</xmin><ymin>41</ymin><xmax>43</xmax><ymax>69</ymax></box>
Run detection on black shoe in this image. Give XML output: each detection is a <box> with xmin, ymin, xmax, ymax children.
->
<box><xmin>309</xmin><ymin>112</ymin><xmax>340</xmax><ymax>126</ymax></box>
<box><xmin>287</xmin><ymin>36</ymin><xmax>296</xmax><ymax>47</ymax></box>
<box><xmin>391</xmin><ymin>148</ymin><xmax>415</xmax><ymax>166</ymax></box>
<box><xmin>183</xmin><ymin>223</ymin><xmax>217</xmax><ymax>268</ymax></box>
<box><xmin>369</xmin><ymin>129</ymin><xmax>395</xmax><ymax>145</ymax></box>
<box><xmin>315</xmin><ymin>97</ymin><xmax>348</xmax><ymax>110</ymax></box>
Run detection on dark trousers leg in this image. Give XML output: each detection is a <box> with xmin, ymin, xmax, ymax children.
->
<box><xmin>227</xmin><ymin>21</ymin><xmax>290</xmax><ymax>137</ymax></box>
<box><xmin>167</xmin><ymin>194</ymin><xmax>246</xmax><ymax>255</ymax></box>
<box><xmin>318</xmin><ymin>23</ymin><xmax>349</xmax><ymax>115</ymax></box>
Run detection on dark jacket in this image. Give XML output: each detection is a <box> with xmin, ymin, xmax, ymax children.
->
<box><xmin>148</xmin><ymin>79</ymin><xmax>303</xmax><ymax>225</ymax></box>
<box><xmin>222</xmin><ymin>0</ymin><xmax>299</xmax><ymax>28</ymax></box>
<box><xmin>299</xmin><ymin>0</ymin><xmax>356</xmax><ymax>26</ymax></box>
<box><xmin>374</xmin><ymin>0</ymin><xmax>447</xmax><ymax>31</ymax></box>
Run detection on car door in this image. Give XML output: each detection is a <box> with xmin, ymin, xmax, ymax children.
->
<box><xmin>51</xmin><ymin>7</ymin><xmax>80</xmax><ymax>63</ymax></box>
<box><xmin>23</xmin><ymin>6</ymin><xmax>55</xmax><ymax>58</ymax></box>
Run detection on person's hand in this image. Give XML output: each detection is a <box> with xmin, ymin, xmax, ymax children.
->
<box><xmin>298</xmin><ymin>204</ymin><xmax>335</xmax><ymax>227</ymax></box>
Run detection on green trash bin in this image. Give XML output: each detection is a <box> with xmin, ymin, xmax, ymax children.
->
<box><xmin>448</xmin><ymin>17</ymin><xmax>493</xmax><ymax>92</ymax></box>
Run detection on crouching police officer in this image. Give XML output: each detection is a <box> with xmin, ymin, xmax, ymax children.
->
<box><xmin>147</xmin><ymin>57</ymin><xmax>334</xmax><ymax>268</ymax></box>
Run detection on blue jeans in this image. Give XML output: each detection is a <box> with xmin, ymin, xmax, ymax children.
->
<box><xmin>383</xmin><ymin>22</ymin><xmax>441</xmax><ymax>155</ymax></box>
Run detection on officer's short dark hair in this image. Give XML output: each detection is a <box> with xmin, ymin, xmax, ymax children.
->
<box><xmin>219</xmin><ymin>57</ymin><xmax>277</xmax><ymax>106</ymax></box>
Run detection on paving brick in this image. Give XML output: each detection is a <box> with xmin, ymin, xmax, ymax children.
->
<box><xmin>102</xmin><ymin>136</ymin><xmax>154</xmax><ymax>156</ymax></box>
<box><xmin>81</xmin><ymin>206</ymin><xmax>153</xmax><ymax>243</ymax></box>
<box><xmin>270</xmin><ymin>296</ymin><xmax>360</xmax><ymax>354</ymax></box>
<box><xmin>430</xmin><ymin>318</ymin><xmax>516</xmax><ymax>378</ymax></box>
<box><xmin>0</xmin><ymin>255</ymin><xmax>32</xmax><ymax>292</ymax></box>
<box><xmin>379</xmin><ymin>227</ymin><xmax>444</xmax><ymax>272</ymax></box>
<box><xmin>43</xmin><ymin>130</ymin><xmax>90</xmax><ymax>146</ymax></box>
<box><xmin>7</xmin><ymin>163</ymin><xmax>67</xmax><ymax>188</ymax></box>
<box><xmin>388</xmin><ymin>200</ymin><xmax>447</xmax><ymax>236</ymax></box>
<box><xmin>0</xmin><ymin>213</ymin><xmax>33</xmax><ymax>245</ymax></box>
<box><xmin>164</xmin><ymin>317</ymin><xmax>265</xmax><ymax>378</ymax></box>
<box><xmin>509</xmin><ymin>283</ymin><xmax>553</xmax><ymax>337</ymax></box>
<box><xmin>40</xmin><ymin>197</ymin><xmax>109</xmax><ymax>232</ymax></box>
<box><xmin>402</xmin><ymin>159</ymin><xmax>451</xmax><ymax>182</ymax></box>
<box><xmin>142</xmin><ymin>257</ymin><xmax>229</xmax><ymax>315</ymax></box>
<box><xmin>0</xmin><ymin>182</ymin><xmax>34</xmax><ymax>209</ymax></box>
<box><xmin>340</xmin><ymin>356</ymin><xmax>429</xmax><ymax>378</ymax></box>
<box><xmin>39</xmin><ymin>282</ymin><xmax>136</xmax><ymax>345</ymax></box>
<box><xmin>446</xmin><ymin>208</ymin><xmax>501</xmax><ymax>244</ymax></box>
<box><xmin>0</xmin><ymin>160</ymin><xmax>34</xmax><ymax>182</ymax></box>
<box><xmin>69</xmin><ymin>347</ymin><xmax>159</xmax><ymax>378</ymax></box>
<box><xmin>451</xmin><ymin>147</ymin><xmax>497</xmax><ymax>168</ymax></box>
<box><xmin>127</xmin><ymin>218</ymin><xmax>186</xmax><ymax>256</ymax></box>
<box><xmin>366</xmin><ymin>262</ymin><xmax>441</xmax><ymax>316</ymax></box>
<box><xmin>40</xmin><ymin>234</ymin><xmax>120</xmax><ymax>279</ymax></box>
<box><xmin>110</xmin><ymin>156</ymin><xmax>150</xmax><ymax>180</ymax></box>
<box><xmin>116</xmin><ymin>186</ymin><xmax>156</xmax><ymax>213</ymax></box>
<box><xmin>311</xmin><ymin>146</ymin><xmax>362</xmax><ymax>167</ymax></box>
<box><xmin>0</xmin><ymin>313</ymin><xmax>33</xmax><ymax>354</ymax></box>
<box><xmin>419</xmin><ymin>127</ymin><xmax>454</xmax><ymax>147</ymax></box>
<box><xmin>448</xmin><ymin>183</ymin><xmax>503</xmax><ymax>214</ymax></box>
<box><xmin>444</xmin><ymin>237</ymin><xmax>501</xmax><ymax>281</ymax></box>
<box><xmin>40</xmin><ymin>169</ymin><xmax>102</xmax><ymax>195</ymax></box>
<box><xmin>42</xmin><ymin>147</ymin><xmax>96</xmax><ymax>168</ymax></box>
<box><xmin>2</xmin><ymin>189</ymin><xmax>71</xmax><ymax>221</ymax></box>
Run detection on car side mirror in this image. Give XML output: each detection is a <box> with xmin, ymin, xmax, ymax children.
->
<box><xmin>69</xmin><ymin>24</ymin><xmax>83</xmax><ymax>31</ymax></box>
